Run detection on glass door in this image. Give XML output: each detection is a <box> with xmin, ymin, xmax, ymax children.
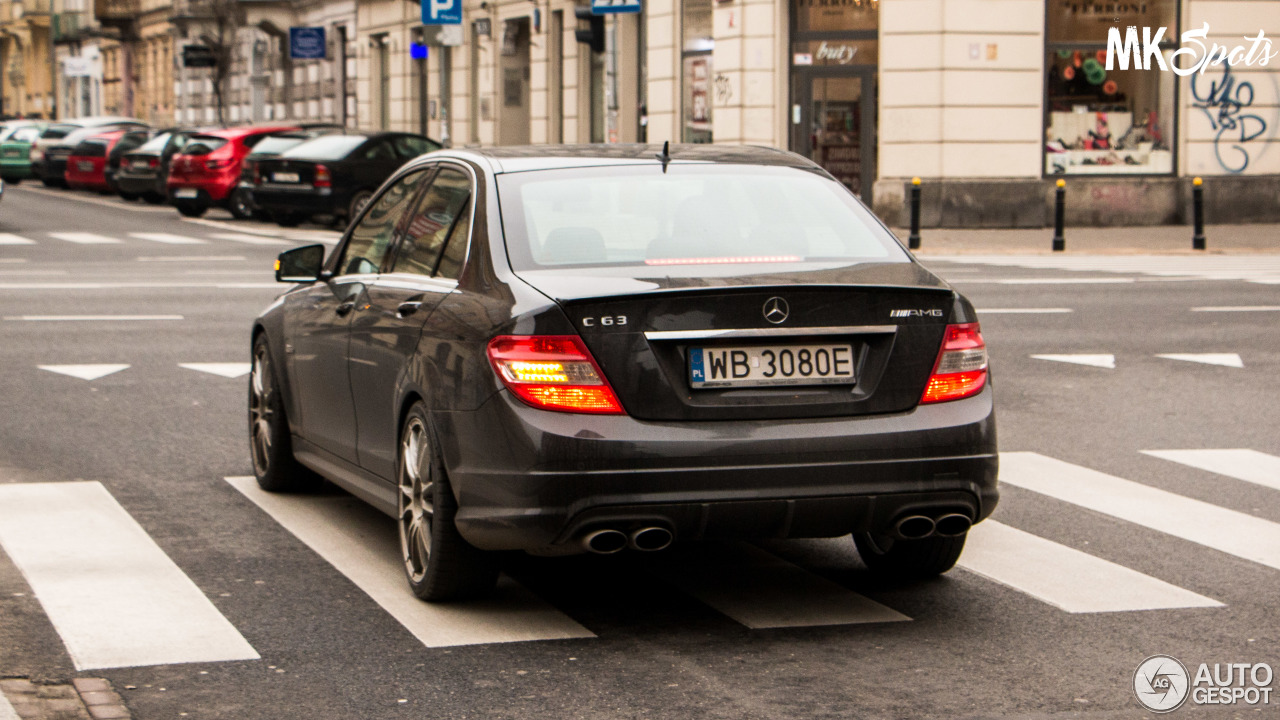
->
<box><xmin>792</xmin><ymin>68</ymin><xmax>876</xmax><ymax>205</ymax></box>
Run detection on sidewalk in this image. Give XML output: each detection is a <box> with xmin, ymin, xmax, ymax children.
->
<box><xmin>896</xmin><ymin>223</ymin><xmax>1280</xmax><ymax>255</ymax></box>
<box><xmin>0</xmin><ymin>679</ymin><xmax>130</xmax><ymax>720</ymax></box>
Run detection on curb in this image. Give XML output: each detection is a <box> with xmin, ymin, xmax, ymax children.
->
<box><xmin>0</xmin><ymin>678</ymin><xmax>131</xmax><ymax>720</ymax></box>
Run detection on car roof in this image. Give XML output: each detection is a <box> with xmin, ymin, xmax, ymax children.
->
<box><xmin>201</xmin><ymin>124</ymin><xmax>301</xmax><ymax>139</ymax></box>
<box><xmin>455</xmin><ymin>143</ymin><xmax>821</xmax><ymax>174</ymax></box>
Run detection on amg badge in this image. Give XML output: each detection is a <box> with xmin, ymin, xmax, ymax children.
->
<box><xmin>890</xmin><ymin>309</ymin><xmax>944</xmax><ymax>318</ymax></box>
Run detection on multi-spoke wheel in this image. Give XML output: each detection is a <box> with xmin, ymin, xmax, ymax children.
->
<box><xmin>249</xmin><ymin>335</ymin><xmax>319</xmax><ymax>493</ymax></box>
<box><xmin>853</xmin><ymin>531</ymin><xmax>967</xmax><ymax>582</ymax></box>
<box><xmin>397</xmin><ymin>403</ymin><xmax>499</xmax><ymax>601</ymax></box>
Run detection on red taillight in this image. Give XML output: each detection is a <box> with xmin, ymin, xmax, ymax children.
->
<box><xmin>314</xmin><ymin>164</ymin><xmax>331</xmax><ymax>188</ymax></box>
<box><xmin>486</xmin><ymin>335</ymin><xmax>625</xmax><ymax>414</ymax></box>
<box><xmin>921</xmin><ymin>322</ymin><xmax>988</xmax><ymax>404</ymax></box>
<box><xmin>148</xmin><ymin>157</ymin><xmax>159</xmax><ymax>169</ymax></box>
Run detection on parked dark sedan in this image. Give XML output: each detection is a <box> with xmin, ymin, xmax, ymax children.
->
<box><xmin>116</xmin><ymin>129</ymin><xmax>200</xmax><ymax>204</ymax></box>
<box><xmin>230</xmin><ymin>125</ymin><xmax>343</xmax><ymax>220</ymax></box>
<box><xmin>250</xmin><ymin>145</ymin><xmax>998</xmax><ymax>602</ymax></box>
<box><xmin>251</xmin><ymin>131</ymin><xmax>439</xmax><ymax>226</ymax></box>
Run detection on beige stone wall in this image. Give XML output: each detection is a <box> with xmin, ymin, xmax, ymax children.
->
<box><xmin>708</xmin><ymin>0</ymin><xmax>784</xmax><ymax>146</ymax></box>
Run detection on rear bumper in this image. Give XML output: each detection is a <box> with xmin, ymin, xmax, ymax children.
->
<box><xmin>0</xmin><ymin>160</ymin><xmax>33</xmax><ymax>180</ymax></box>
<box><xmin>169</xmin><ymin>175</ymin><xmax>236</xmax><ymax>203</ymax></box>
<box><xmin>254</xmin><ymin>187</ymin><xmax>339</xmax><ymax>215</ymax></box>
<box><xmin>116</xmin><ymin>171</ymin><xmax>161</xmax><ymax>195</ymax></box>
<box><xmin>436</xmin><ymin>385</ymin><xmax>998</xmax><ymax>551</ymax></box>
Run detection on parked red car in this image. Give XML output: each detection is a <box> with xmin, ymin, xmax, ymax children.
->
<box><xmin>64</xmin><ymin>130</ymin><xmax>128</xmax><ymax>192</ymax></box>
<box><xmin>167</xmin><ymin>124</ymin><xmax>299</xmax><ymax>217</ymax></box>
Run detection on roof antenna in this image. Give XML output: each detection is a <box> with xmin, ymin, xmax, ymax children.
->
<box><xmin>655</xmin><ymin>140</ymin><xmax>671</xmax><ymax>173</ymax></box>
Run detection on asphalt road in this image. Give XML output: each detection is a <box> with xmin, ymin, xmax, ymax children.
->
<box><xmin>1</xmin><ymin>184</ymin><xmax>1277</xmax><ymax>720</ymax></box>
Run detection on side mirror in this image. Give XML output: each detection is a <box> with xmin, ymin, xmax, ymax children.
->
<box><xmin>275</xmin><ymin>244</ymin><xmax>327</xmax><ymax>283</ymax></box>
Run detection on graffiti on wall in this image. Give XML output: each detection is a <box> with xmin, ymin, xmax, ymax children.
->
<box><xmin>714</xmin><ymin>73</ymin><xmax>733</xmax><ymax>106</ymax></box>
<box><xmin>1191</xmin><ymin>63</ymin><xmax>1273</xmax><ymax>173</ymax></box>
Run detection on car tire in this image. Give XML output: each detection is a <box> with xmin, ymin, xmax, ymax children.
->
<box><xmin>41</xmin><ymin>177</ymin><xmax>60</xmax><ymax>188</ymax></box>
<box><xmin>274</xmin><ymin>212</ymin><xmax>305</xmax><ymax>227</ymax></box>
<box><xmin>143</xmin><ymin>192</ymin><xmax>165</xmax><ymax>205</ymax></box>
<box><xmin>5</xmin><ymin>178</ymin><xmax>20</xmax><ymax>186</ymax></box>
<box><xmin>176</xmin><ymin>202</ymin><xmax>206</xmax><ymax>218</ymax></box>
<box><xmin>119</xmin><ymin>191</ymin><xmax>140</xmax><ymax>202</ymax></box>
<box><xmin>398</xmin><ymin>403</ymin><xmax>499</xmax><ymax>602</ymax></box>
<box><xmin>853</xmin><ymin>531</ymin><xmax>967</xmax><ymax>581</ymax></box>
<box><xmin>347</xmin><ymin>190</ymin><xmax>373</xmax><ymax>223</ymax></box>
<box><xmin>249</xmin><ymin>335</ymin><xmax>321</xmax><ymax>493</ymax></box>
<box><xmin>228</xmin><ymin>188</ymin><xmax>255</xmax><ymax>220</ymax></box>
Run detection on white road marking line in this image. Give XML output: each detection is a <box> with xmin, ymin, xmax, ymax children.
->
<box><xmin>977</xmin><ymin>308</ymin><xmax>1073</xmax><ymax>314</ymax></box>
<box><xmin>960</xmin><ymin>521</ymin><xmax>1221</xmax><ymax>613</ymax></box>
<box><xmin>129</xmin><ymin>232</ymin><xmax>208</xmax><ymax>245</ymax></box>
<box><xmin>1156</xmin><ymin>353</ymin><xmax>1244</xmax><ymax>368</ymax></box>
<box><xmin>7</xmin><ymin>315</ymin><xmax>182</xmax><ymax>321</ymax></box>
<box><xmin>1191</xmin><ymin>306</ymin><xmax>1280</xmax><ymax>312</ymax></box>
<box><xmin>0</xmin><ymin>691</ymin><xmax>19</xmax><ymax>720</ymax></box>
<box><xmin>0</xmin><ymin>282</ymin><xmax>278</xmax><ymax>290</ymax></box>
<box><xmin>0</xmin><ymin>233</ymin><xmax>35</xmax><ymax>245</ymax></box>
<box><xmin>654</xmin><ymin>543</ymin><xmax>909</xmax><ymax>628</ymax></box>
<box><xmin>1031</xmin><ymin>354</ymin><xmax>1116</xmax><ymax>369</ymax></box>
<box><xmin>1142</xmin><ymin>450</ymin><xmax>1280</xmax><ymax>493</ymax></box>
<box><xmin>0</xmin><ymin>258</ymin><xmax>27</xmax><ymax>263</ymax></box>
<box><xmin>207</xmin><ymin>233</ymin><xmax>291</xmax><ymax>246</ymax></box>
<box><xmin>0</xmin><ymin>270</ymin><xmax>68</xmax><ymax>276</ymax></box>
<box><xmin>179</xmin><ymin>362</ymin><xmax>251</xmax><ymax>378</ymax></box>
<box><xmin>225</xmin><ymin>476</ymin><xmax>594</xmax><ymax>647</ymax></box>
<box><xmin>38</xmin><ymin>364</ymin><xmax>130</xmax><ymax>380</ymax></box>
<box><xmin>49</xmin><ymin>232</ymin><xmax>121</xmax><ymax>245</ymax></box>
<box><xmin>136</xmin><ymin>255</ymin><xmax>246</xmax><ymax>262</ymax></box>
<box><xmin>0</xmin><ymin>481</ymin><xmax>260</xmax><ymax>670</ymax></box>
<box><xmin>1000</xmin><ymin>452</ymin><xmax>1280</xmax><ymax>572</ymax></box>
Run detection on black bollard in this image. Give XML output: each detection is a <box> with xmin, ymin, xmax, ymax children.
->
<box><xmin>908</xmin><ymin>177</ymin><xmax>922</xmax><ymax>249</ymax></box>
<box><xmin>1052</xmin><ymin>179</ymin><xmax>1066</xmax><ymax>252</ymax></box>
<box><xmin>1192</xmin><ymin>177</ymin><xmax>1206</xmax><ymax>250</ymax></box>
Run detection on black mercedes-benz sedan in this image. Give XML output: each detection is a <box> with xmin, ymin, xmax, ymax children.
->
<box><xmin>250</xmin><ymin>144</ymin><xmax>998</xmax><ymax>602</ymax></box>
<box><xmin>251</xmin><ymin>131</ymin><xmax>439</xmax><ymax>227</ymax></box>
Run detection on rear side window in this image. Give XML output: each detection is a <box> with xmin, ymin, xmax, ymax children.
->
<box><xmin>71</xmin><ymin>140</ymin><xmax>107</xmax><ymax>157</ymax></box>
<box><xmin>392</xmin><ymin>135</ymin><xmax>439</xmax><ymax>158</ymax></box>
<box><xmin>42</xmin><ymin>125</ymin><xmax>75</xmax><ymax>140</ymax></box>
<box><xmin>248</xmin><ymin>137</ymin><xmax>304</xmax><ymax>157</ymax></box>
<box><xmin>137</xmin><ymin>133</ymin><xmax>172</xmax><ymax>153</ymax></box>
<box><xmin>497</xmin><ymin>164</ymin><xmax>907</xmax><ymax>270</ymax></box>
<box><xmin>391</xmin><ymin>167</ymin><xmax>472</xmax><ymax>277</ymax></box>
<box><xmin>337</xmin><ymin>170</ymin><xmax>430</xmax><ymax>276</ymax></box>
<box><xmin>281</xmin><ymin>135</ymin><xmax>367</xmax><ymax>160</ymax></box>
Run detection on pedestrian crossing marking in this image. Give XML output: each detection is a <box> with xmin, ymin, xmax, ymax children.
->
<box><xmin>999</xmin><ymin>452</ymin><xmax>1280</xmax><ymax>572</ymax></box>
<box><xmin>1031</xmin><ymin>354</ymin><xmax>1116</xmax><ymax>369</ymax></box>
<box><xmin>179</xmin><ymin>362</ymin><xmax>251</xmax><ymax>378</ymax></box>
<box><xmin>0</xmin><ymin>233</ymin><xmax>34</xmax><ymax>245</ymax></box>
<box><xmin>960</xmin><ymin>521</ymin><xmax>1221</xmax><ymax>613</ymax></box>
<box><xmin>1156</xmin><ymin>353</ymin><xmax>1243</xmax><ymax>368</ymax></box>
<box><xmin>207</xmin><ymin>233</ymin><xmax>292</xmax><ymax>246</ymax></box>
<box><xmin>1143</xmin><ymin>449</ymin><xmax>1280</xmax><ymax>493</ymax></box>
<box><xmin>654</xmin><ymin>543</ymin><xmax>910</xmax><ymax>628</ymax></box>
<box><xmin>225</xmin><ymin>476</ymin><xmax>596</xmax><ymax>647</ymax></box>
<box><xmin>928</xmin><ymin>254</ymin><xmax>1280</xmax><ymax>285</ymax></box>
<box><xmin>0</xmin><ymin>690</ymin><xmax>19</xmax><ymax>720</ymax></box>
<box><xmin>48</xmin><ymin>232</ymin><xmax>121</xmax><ymax>245</ymax></box>
<box><xmin>38</xmin><ymin>364</ymin><xmax>130</xmax><ymax>380</ymax></box>
<box><xmin>0</xmin><ymin>481</ymin><xmax>259</xmax><ymax>670</ymax></box>
<box><xmin>128</xmin><ymin>232</ymin><xmax>208</xmax><ymax>245</ymax></box>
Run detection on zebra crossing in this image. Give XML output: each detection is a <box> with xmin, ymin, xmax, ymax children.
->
<box><xmin>1</xmin><ymin>448</ymin><xmax>1277</xmax><ymax>670</ymax></box>
<box><xmin>0</xmin><ymin>230</ymin><xmax>340</xmax><ymax>248</ymax></box>
<box><xmin>928</xmin><ymin>254</ymin><xmax>1280</xmax><ymax>285</ymax></box>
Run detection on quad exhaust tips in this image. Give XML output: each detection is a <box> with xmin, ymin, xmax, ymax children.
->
<box><xmin>581</xmin><ymin>526</ymin><xmax>674</xmax><ymax>554</ymax></box>
<box><xmin>892</xmin><ymin>512</ymin><xmax>973</xmax><ymax>540</ymax></box>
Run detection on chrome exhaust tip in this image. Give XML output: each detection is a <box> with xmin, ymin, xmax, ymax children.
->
<box><xmin>629</xmin><ymin>526</ymin><xmax>673</xmax><ymax>552</ymax></box>
<box><xmin>582</xmin><ymin>529</ymin><xmax>628</xmax><ymax>554</ymax></box>
<box><xmin>934</xmin><ymin>513</ymin><xmax>973</xmax><ymax>538</ymax></box>
<box><xmin>894</xmin><ymin>515</ymin><xmax>936</xmax><ymax>540</ymax></box>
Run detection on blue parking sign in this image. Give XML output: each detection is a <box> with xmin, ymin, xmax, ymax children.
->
<box><xmin>422</xmin><ymin>0</ymin><xmax>461</xmax><ymax>25</ymax></box>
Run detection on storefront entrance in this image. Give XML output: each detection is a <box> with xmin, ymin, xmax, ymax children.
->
<box><xmin>791</xmin><ymin>67</ymin><xmax>875</xmax><ymax>202</ymax></box>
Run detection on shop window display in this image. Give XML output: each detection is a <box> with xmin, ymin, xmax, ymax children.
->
<box><xmin>681</xmin><ymin>0</ymin><xmax>713</xmax><ymax>143</ymax></box>
<box><xmin>1044</xmin><ymin>0</ymin><xmax>1176</xmax><ymax>175</ymax></box>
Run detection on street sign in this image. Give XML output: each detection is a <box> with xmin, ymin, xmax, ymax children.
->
<box><xmin>182</xmin><ymin>45</ymin><xmax>216</xmax><ymax>68</ymax></box>
<box><xmin>591</xmin><ymin>0</ymin><xmax>641</xmax><ymax>14</ymax></box>
<box><xmin>421</xmin><ymin>0</ymin><xmax>461</xmax><ymax>25</ymax></box>
<box><xmin>289</xmin><ymin>27</ymin><xmax>327</xmax><ymax>60</ymax></box>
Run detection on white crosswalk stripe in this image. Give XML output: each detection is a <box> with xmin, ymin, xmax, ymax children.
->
<box><xmin>0</xmin><ymin>233</ymin><xmax>35</xmax><ymax>245</ymax></box>
<box><xmin>128</xmin><ymin>232</ymin><xmax>209</xmax><ymax>245</ymax></box>
<box><xmin>930</xmin><ymin>254</ymin><xmax>1280</xmax><ymax>285</ymax></box>
<box><xmin>48</xmin><ymin>232</ymin><xmax>121</xmax><ymax>245</ymax></box>
<box><xmin>1142</xmin><ymin>449</ymin><xmax>1280</xmax><ymax>493</ymax></box>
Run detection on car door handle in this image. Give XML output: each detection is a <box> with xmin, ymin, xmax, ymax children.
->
<box><xmin>396</xmin><ymin>301</ymin><xmax>423</xmax><ymax>318</ymax></box>
<box><xmin>335</xmin><ymin>301</ymin><xmax>355</xmax><ymax>317</ymax></box>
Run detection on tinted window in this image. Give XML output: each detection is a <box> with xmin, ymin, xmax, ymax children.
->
<box><xmin>281</xmin><ymin>135</ymin><xmax>367</xmax><ymax>160</ymax></box>
<box><xmin>497</xmin><ymin>164</ymin><xmax>907</xmax><ymax>270</ymax></box>
<box><xmin>391</xmin><ymin>167</ymin><xmax>472</xmax><ymax>277</ymax></box>
<box><xmin>337</xmin><ymin>170</ymin><xmax>430</xmax><ymax>276</ymax></box>
<box><xmin>434</xmin><ymin>200</ymin><xmax>472</xmax><ymax>280</ymax></box>
<box><xmin>183</xmin><ymin>136</ymin><xmax>229</xmax><ymax>155</ymax></box>
<box><xmin>248</xmin><ymin>136</ymin><xmax>305</xmax><ymax>158</ymax></box>
<box><xmin>41</xmin><ymin>125</ymin><xmax>76</xmax><ymax>140</ymax></box>
<box><xmin>392</xmin><ymin>135</ymin><xmax>439</xmax><ymax>158</ymax></box>
<box><xmin>362</xmin><ymin>139</ymin><xmax>396</xmax><ymax>161</ymax></box>
<box><xmin>136</xmin><ymin>133</ymin><xmax>173</xmax><ymax>153</ymax></box>
<box><xmin>71</xmin><ymin>140</ymin><xmax>107</xmax><ymax>157</ymax></box>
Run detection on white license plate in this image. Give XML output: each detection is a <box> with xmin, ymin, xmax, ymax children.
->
<box><xmin>174</xmin><ymin>187</ymin><xmax>199</xmax><ymax>199</ymax></box>
<box><xmin>273</xmin><ymin>172</ymin><xmax>300</xmax><ymax>183</ymax></box>
<box><xmin>77</xmin><ymin>161</ymin><xmax>94</xmax><ymax>172</ymax></box>
<box><xmin>132</xmin><ymin>159</ymin><xmax>149</xmax><ymax>170</ymax></box>
<box><xmin>689</xmin><ymin>343</ymin><xmax>856</xmax><ymax>388</ymax></box>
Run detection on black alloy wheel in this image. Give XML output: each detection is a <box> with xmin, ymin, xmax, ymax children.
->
<box><xmin>228</xmin><ymin>187</ymin><xmax>254</xmax><ymax>220</ymax></box>
<box><xmin>249</xmin><ymin>335</ymin><xmax>320</xmax><ymax>493</ymax></box>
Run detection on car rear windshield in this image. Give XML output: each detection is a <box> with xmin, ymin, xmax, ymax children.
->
<box><xmin>279</xmin><ymin>135</ymin><xmax>366</xmax><ymax>161</ymax></box>
<box><xmin>41</xmin><ymin>125</ymin><xmax>76</xmax><ymax>140</ymax></box>
<box><xmin>249</xmin><ymin>136</ymin><xmax>306</xmax><ymax>158</ymax></box>
<box><xmin>497</xmin><ymin>164</ymin><xmax>909</xmax><ymax>271</ymax></box>
<box><xmin>183</xmin><ymin>136</ymin><xmax>230</xmax><ymax>155</ymax></box>
<box><xmin>136</xmin><ymin>133</ymin><xmax>172</xmax><ymax>153</ymax></box>
<box><xmin>71</xmin><ymin>140</ymin><xmax>107</xmax><ymax>157</ymax></box>
<box><xmin>8</xmin><ymin>127</ymin><xmax>41</xmax><ymax>143</ymax></box>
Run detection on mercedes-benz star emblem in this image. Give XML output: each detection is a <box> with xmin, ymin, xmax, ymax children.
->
<box><xmin>763</xmin><ymin>297</ymin><xmax>789</xmax><ymax>324</ymax></box>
